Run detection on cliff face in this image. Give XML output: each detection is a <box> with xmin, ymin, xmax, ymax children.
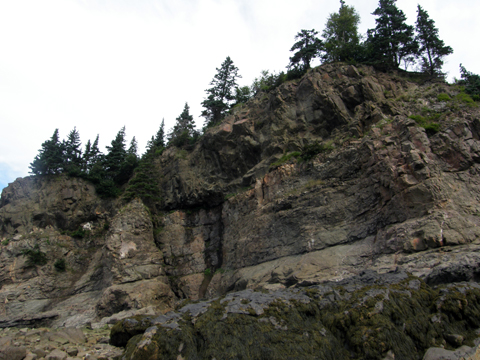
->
<box><xmin>1</xmin><ymin>64</ymin><xmax>480</xmax><ymax>331</ymax></box>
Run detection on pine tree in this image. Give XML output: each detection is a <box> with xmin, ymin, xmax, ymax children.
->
<box><xmin>415</xmin><ymin>5</ymin><xmax>453</xmax><ymax>76</ymax></box>
<box><xmin>322</xmin><ymin>1</ymin><xmax>361</xmax><ymax>63</ymax></box>
<box><xmin>29</xmin><ymin>129</ymin><xmax>64</xmax><ymax>175</ymax></box>
<box><xmin>288</xmin><ymin>29</ymin><xmax>323</xmax><ymax>71</ymax></box>
<box><xmin>169</xmin><ymin>103</ymin><xmax>197</xmax><ymax>147</ymax></box>
<box><xmin>201</xmin><ymin>57</ymin><xmax>241</xmax><ymax>127</ymax></box>
<box><xmin>366</xmin><ymin>0</ymin><xmax>418</xmax><ymax>69</ymax></box>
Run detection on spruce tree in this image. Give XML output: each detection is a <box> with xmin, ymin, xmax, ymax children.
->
<box><xmin>82</xmin><ymin>134</ymin><xmax>103</xmax><ymax>174</ymax></box>
<box><xmin>127</xmin><ymin>136</ymin><xmax>138</xmax><ymax>156</ymax></box>
<box><xmin>104</xmin><ymin>126</ymin><xmax>127</xmax><ymax>182</ymax></box>
<box><xmin>154</xmin><ymin>119</ymin><xmax>166</xmax><ymax>149</ymax></box>
<box><xmin>169</xmin><ymin>103</ymin><xmax>197</xmax><ymax>147</ymax></box>
<box><xmin>288</xmin><ymin>29</ymin><xmax>323</xmax><ymax>71</ymax></box>
<box><xmin>201</xmin><ymin>57</ymin><xmax>241</xmax><ymax>127</ymax></box>
<box><xmin>82</xmin><ymin>139</ymin><xmax>92</xmax><ymax>173</ymax></box>
<box><xmin>29</xmin><ymin>129</ymin><xmax>64</xmax><ymax>175</ymax></box>
<box><xmin>415</xmin><ymin>5</ymin><xmax>453</xmax><ymax>76</ymax></box>
<box><xmin>459</xmin><ymin>64</ymin><xmax>480</xmax><ymax>100</ymax></box>
<box><xmin>123</xmin><ymin>150</ymin><xmax>161</xmax><ymax>210</ymax></box>
<box><xmin>322</xmin><ymin>1</ymin><xmax>361</xmax><ymax>63</ymax></box>
<box><xmin>63</xmin><ymin>127</ymin><xmax>82</xmax><ymax>174</ymax></box>
<box><xmin>366</xmin><ymin>0</ymin><xmax>418</xmax><ymax>69</ymax></box>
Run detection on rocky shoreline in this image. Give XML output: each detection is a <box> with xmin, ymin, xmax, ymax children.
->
<box><xmin>0</xmin><ymin>325</ymin><xmax>122</xmax><ymax>360</ymax></box>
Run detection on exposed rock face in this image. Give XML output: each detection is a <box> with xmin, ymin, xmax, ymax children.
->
<box><xmin>0</xmin><ymin>195</ymin><xmax>173</xmax><ymax>328</ymax></box>
<box><xmin>0</xmin><ymin>176</ymin><xmax>110</xmax><ymax>234</ymax></box>
<box><xmin>1</xmin><ymin>63</ymin><xmax>480</xmax><ymax>359</ymax></box>
<box><xmin>155</xmin><ymin>65</ymin><xmax>480</xmax><ymax>299</ymax></box>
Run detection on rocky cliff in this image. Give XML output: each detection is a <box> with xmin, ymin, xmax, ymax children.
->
<box><xmin>2</xmin><ymin>63</ymin><xmax>480</xmax><ymax>359</ymax></box>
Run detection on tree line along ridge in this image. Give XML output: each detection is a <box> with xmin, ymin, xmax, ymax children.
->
<box><xmin>28</xmin><ymin>0</ymin><xmax>480</xmax><ymax>202</ymax></box>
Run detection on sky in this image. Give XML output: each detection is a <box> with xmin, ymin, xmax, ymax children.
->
<box><xmin>1</xmin><ymin>0</ymin><xmax>479</xmax><ymax>194</ymax></box>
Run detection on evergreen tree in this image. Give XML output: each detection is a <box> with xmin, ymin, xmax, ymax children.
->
<box><xmin>322</xmin><ymin>1</ymin><xmax>362</xmax><ymax>63</ymax></box>
<box><xmin>459</xmin><ymin>64</ymin><xmax>480</xmax><ymax>100</ymax></box>
<box><xmin>169</xmin><ymin>103</ymin><xmax>197</xmax><ymax>147</ymax></box>
<box><xmin>234</xmin><ymin>86</ymin><xmax>252</xmax><ymax>105</ymax></box>
<box><xmin>123</xmin><ymin>150</ymin><xmax>162</xmax><ymax>210</ymax></box>
<box><xmin>83</xmin><ymin>139</ymin><xmax>92</xmax><ymax>172</ymax></box>
<box><xmin>118</xmin><ymin>136</ymin><xmax>139</xmax><ymax>184</ymax></box>
<box><xmin>86</xmin><ymin>135</ymin><xmax>103</xmax><ymax>173</ymax></box>
<box><xmin>29</xmin><ymin>129</ymin><xmax>64</xmax><ymax>175</ymax></box>
<box><xmin>82</xmin><ymin>135</ymin><xmax>103</xmax><ymax>173</ymax></box>
<box><xmin>63</xmin><ymin>127</ymin><xmax>82</xmax><ymax>174</ymax></box>
<box><xmin>146</xmin><ymin>135</ymin><xmax>156</xmax><ymax>153</ymax></box>
<box><xmin>154</xmin><ymin>119</ymin><xmax>165</xmax><ymax>149</ymax></box>
<box><xmin>104</xmin><ymin>126</ymin><xmax>127</xmax><ymax>182</ymax></box>
<box><xmin>366</xmin><ymin>0</ymin><xmax>418</xmax><ymax>69</ymax></box>
<box><xmin>288</xmin><ymin>29</ymin><xmax>323</xmax><ymax>71</ymax></box>
<box><xmin>415</xmin><ymin>5</ymin><xmax>453</xmax><ymax>76</ymax></box>
<box><xmin>201</xmin><ymin>56</ymin><xmax>241</xmax><ymax>127</ymax></box>
<box><xmin>127</xmin><ymin>136</ymin><xmax>138</xmax><ymax>156</ymax></box>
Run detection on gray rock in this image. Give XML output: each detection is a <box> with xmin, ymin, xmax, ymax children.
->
<box><xmin>423</xmin><ymin>347</ymin><xmax>457</xmax><ymax>360</ymax></box>
<box><xmin>0</xmin><ymin>346</ymin><xmax>27</xmax><ymax>360</ymax></box>
<box><xmin>46</xmin><ymin>349</ymin><xmax>68</xmax><ymax>360</ymax></box>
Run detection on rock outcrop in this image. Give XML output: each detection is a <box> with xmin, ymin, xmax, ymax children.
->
<box><xmin>1</xmin><ymin>63</ymin><xmax>480</xmax><ymax>359</ymax></box>
<box><xmin>112</xmin><ymin>271</ymin><xmax>480</xmax><ymax>360</ymax></box>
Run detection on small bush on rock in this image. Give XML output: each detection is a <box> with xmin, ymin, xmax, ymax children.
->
<box><xmin>54</xmin><ymin>258</ymin><xmax>66</xmax><ymax>272</ymax></box>
<box><xmin>21</xmin><ymin>245</ymin><xmax>47</xmax><ymax>267</ymax></box>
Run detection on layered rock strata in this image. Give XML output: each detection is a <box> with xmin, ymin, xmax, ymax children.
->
<box><xmin>1</xmin><ymin>64</ymin><xmax>480</xmax><ymax>353</ymax></box>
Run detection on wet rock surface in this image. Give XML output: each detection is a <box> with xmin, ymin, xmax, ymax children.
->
<box><xmin>113</xmin><ymin>271</ymin><xmax>480</xmax><ymax>360</ymax></box>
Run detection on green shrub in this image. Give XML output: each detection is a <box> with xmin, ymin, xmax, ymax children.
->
<box><xmin>408</xmin><ymin>115</ymin><xmax>440</xmax><ymax>136</ymax></box>
<box><xmin>204</xmin><ymin>268</ymin><xmax>211</xmax><ymax>276</ymax></box>
<box><xmin>423</xmin><ymin>123</ymin><xmax>441</xmax><ymax>135</ymax></box>
<box><xmin>22</xmin><ymin>245</ymin><xmax>47</xmax><ymax>267</ymax></box>
<box><xmin>455</xmin><ymin>92</ymin><xmax>476</xmax><ymax>106</ymax></box>
<box><xmin>70</xmin><ymin>227</ymin><xmax>88</xmax><ymax>239</ymax></box>
<box><xmin>270</xmin><ymin>151</ymin><xmax>301</xmax><ymax>168</ymax></box>
<box><xmin>300</xmin><ymin>141</ymin><xmax>334</xmax><ymax>162</ymax></box>
<box><xmin>251</xmin><ymin>70</ymin><xmax>287</xmax><ymax>94</ymax></box>
<box><xmin>437</xmin><ymin>93</ymin><xmax>451</xmax><ymax>102</ymax></box>
<box><xmin>54</xmin><ymin>258</ymin><xmax>66</xmax><ymax>272</ymax></box>
<box><xmin>408</xmin><ymin>114</ymin><xmax>424</xmax><ymax>124</ymax></box>
<box><xmin>224</xmin><ymin>193</ymin><xmax>236</xmax><ymax>200</ymax></box>
<box><xmin>1</xmin><ymin>239</ymin><xmax>9</xmax><ymax>246</ymax></box>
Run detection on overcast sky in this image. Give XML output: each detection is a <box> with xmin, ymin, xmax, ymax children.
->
<box><xmin>1</xmin><ymin>0</ymin><xmax>479</xmax><ymax>193</ymax></box>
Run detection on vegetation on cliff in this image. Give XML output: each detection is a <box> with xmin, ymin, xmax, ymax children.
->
<box><xmin>112</xmin><ymin>273</ymin><xmax>480</xmax><ymax>360</ymax></box>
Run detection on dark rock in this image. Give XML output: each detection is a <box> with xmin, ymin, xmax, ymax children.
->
<box><xmin>445</xmin><ymin>334</ymin><xmax>464</xmax><ymax>347</ymax></box>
